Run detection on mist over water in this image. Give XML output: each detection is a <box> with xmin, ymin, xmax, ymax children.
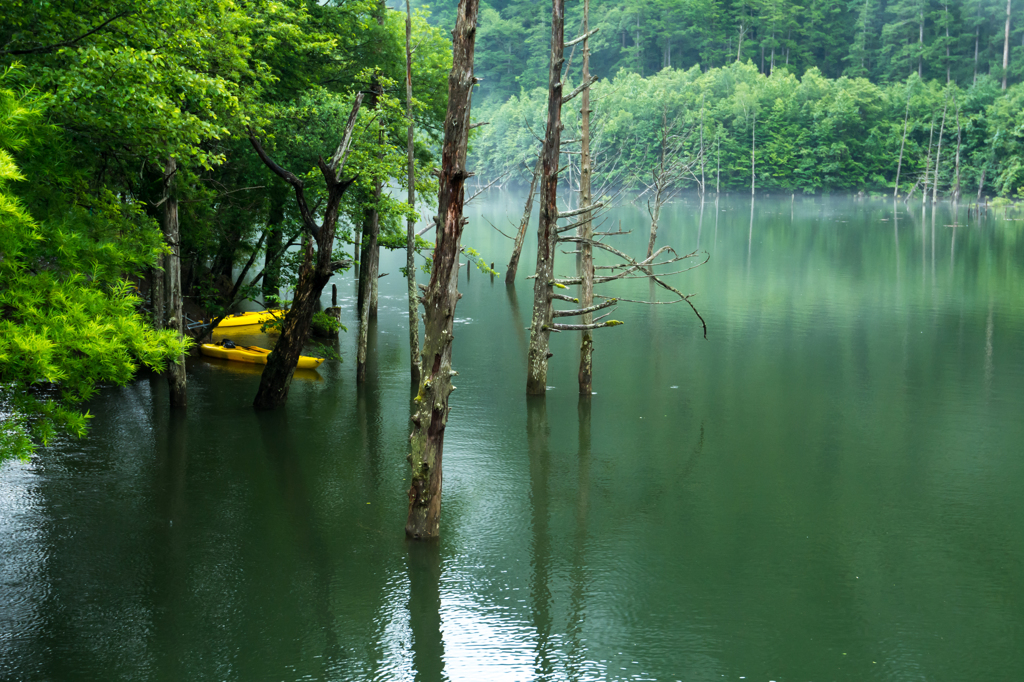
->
<box><xmin>2</xmin><ymin>193</ymin><xmax>1022</xmax><ymax>681</ymax></box>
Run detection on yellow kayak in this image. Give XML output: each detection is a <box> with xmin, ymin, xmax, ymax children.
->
<box><xmin>200</xmin><ymin>343</ymin><xmax>324</xmax><ymax>369</ymax></box>
<box><xmin>204</xmin><ymin>309</ymin><xmax>286</xmax><ymax>329</ymax></box>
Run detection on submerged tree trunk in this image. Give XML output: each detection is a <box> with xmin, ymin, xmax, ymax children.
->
<box><xmin>526</xmin><ymin>0</ymin><xmax>566</xmax><ymax>396</ymax></box>
<box><xmin>578</xmin><ymin>0</ymin><xmax>594</xmax><ymax>396</ymax></box>
<box><xmin>405</xmin><ymin>0</ymin><xmax>481</xmax><ymax>540</ymax></box>
<box><xmin>249</xmin><ymin>94</ymin><xmax>363</xmax><ymax>409</ymax></box>
<box><xmin>506</xmin><ymin>153</ymin><xmax>542</xmax><ymax>285</ymax></box>
<box><xmin>405</xmin><ymin>0</ymin><xmax>421</xmax><ymax>386</ymax></box>
<box><xmin>162</xmin><ymin>157</ymin><xmax>187</xmax><ymax>408</ymax></box>
<box><xmin>357</xmin><ymin>187</ymin><xmax>381</xmax><ymax>384</ymax></box>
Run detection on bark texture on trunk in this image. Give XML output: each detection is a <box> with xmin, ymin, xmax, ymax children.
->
<box><xmin>526</xmin><ymin>0</ymin><xmax>566</xmax><ymax>396</ymax></box>
<box><xmin>249</xmin><ymin>94</ymin><xmax>363</xmax><ymax>410</ymax></box>
<box><xmin>506</xmin><ymin>154</ymin><xmax>542</xmax><ymax>285</ymax></box>
<box><xmin>578</xmin><ymin>0</ymin><xmax>594</xmax><ymax>397</ymax></box>
<box><xmin>162</xmin><ymin>157</ymin><xmax>187</xmax><ymax>407</ymax></box>
<box><xmin>405</xmin><ymin>0</ymin><xmax>480</xmax><ymax>540</ymax></box>
<box><xmin>405</xmin><ymin>0</ymin><xmax>421</xmax><ymax>386</ymax></box>
<box><xmin>357</xmin><ymin>185</ymin><xmax>382</xmax><ymax>384</ymax></box>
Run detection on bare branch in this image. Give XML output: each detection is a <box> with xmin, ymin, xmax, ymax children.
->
<box><xmin>328</xmin><ymin>92</ymin><xmax>366</xmax><ymax>173</ymax></box>
<box><xmin>562</xmin><ymin>75</ymin><xmax>598</xmax><ymax>105</ymax></box>
<box><xmin>564</xmin><ymin>27</ymin><xmax>600</xmax><ymax>48</ymax></box>
<box><xmin>552</xmin><ymin>298</ymin><xmax>618</xmax><ymax>317</ymax></box>
<box><xmin>549</xmin><ymin>320</ymin><xmax>623</xmax><ymax>331</ymax></box>
<box><xmin>1</xmin><ymin>10</ymin><xmax>132</xmax><ymax>55</ymax></box>
<box><xmin>557</xmin><ymin>202</ymin><xmax>603</xmax><ymax>220</ymax></box>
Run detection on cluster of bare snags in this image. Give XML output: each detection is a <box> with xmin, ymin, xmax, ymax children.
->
<box><xmin>523</xmin><ymin>0</ymin><xmax>707</xmax><ymax>398</ymax></box>
<box><xmin>244</xmin><ymin>93</ymin><xmax>365</xmax><ymax>410</ymax></box>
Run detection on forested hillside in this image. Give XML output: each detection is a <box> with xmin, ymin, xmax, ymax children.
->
<box><xmin>416</xmin><ymin>0</ymin><xmax>1024</xmax><ymax>101</ymax></box>
<box><xmin>413</xmin><ymin>0</ymin><xmax>1024</xmax><ymax>197</ymax></box>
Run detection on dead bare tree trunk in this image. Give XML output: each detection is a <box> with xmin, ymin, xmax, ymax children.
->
<box><xmin>895</xmin><ymin>97</ymin><xmax>910</xmax><ymax>198</ymax></box>
<box><xmin>932</xmin><ymin>96</ymin><xmax>948</xmax><ymax>204</ymax></box>
<box><xmin>751</xmin><ymin>114</ymin><xmax>756</xmax><ymax>196</ymax></box>
<box><xmin>953</xmin><ymin>106</ymin><xmax>962</xmax><ymax>203</ymax></box>
<box><xmin>249</xmin><ymin>94</ymin><xmax>363</xmax><ymax>409</ymax></box>
<box><xmin>578</xmin><ymin>0</ymin><xmax>594</xmax><ymax>396</ymax></box>
<box><xmin>405</xmin><ymin>0</ymin><xmax>481</xmax><ymax>540</ymax></box>
<box><xmin>526</xmin><ymin>0</ymin><xmax>567</xmax><ymax>396</ymax></box>
<box><xmin>405</xmin><ymin>0</ymin><xmax>421</xmax><ymax>386</ymax></box>
<box><xmin>506</xmin><ymin>154</ymin><xmax>542</xmax><ymax>284</ymax></box>
<box><xmin>162</xmin><ymin>157</ymin><xmax>187</xmax><ymax>407</ymax></box>
<box><xmin>1003</xmin><ymin>0</ymin><xmax>1012</xmax><ymax>90</ymax></box>
<box><xmin>922</xmin><ymin>119</ymin><xmax>935</xmax><ymax>206</ymax></box>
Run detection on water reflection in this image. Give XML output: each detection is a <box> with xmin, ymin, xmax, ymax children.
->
<box><xmin>2</xmin><ymin>194</ymin><xmax>1023</xmax><ymax>682</ymax></box>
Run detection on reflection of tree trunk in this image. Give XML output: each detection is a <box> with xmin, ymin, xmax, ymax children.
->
<box><xmin>526</xmin><ymin>397</ymin><xmax>553</xmax><ymax>677</ymax></box>
<box><xmin>162</xmin><ymin>157</ymin><xmax>187</xmax><ymax>408</ymax></box>
<box><xmin>405</xmin><ymin>0</ymin><xmax>481</xmax><ymax>540</ymax></box>
<box><xmin>151</xmin><ymin>405</ymin><xmax>188</xmax><ymax>678</ymax></box>
<box><xmin>408</xmin><ymin>543</ymin><xmax>445</xmax><ymax>682</ymax></box>
<box><xmin>507</xmin><ymin>282</ymin><xmax>529</xmax><ymax>358</ymax></box>
<box><xmin>565</xmin><ymin>397</ymin><xmax>590</xmax><ymax>675</ymax></box>
<box><xmin>526</xmin><ymin>0</ymin><xmax>567</xmax><ymax>396</ymax></box>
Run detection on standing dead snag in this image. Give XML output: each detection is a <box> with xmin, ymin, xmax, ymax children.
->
<box><xmin>506</xmin><ymin>154</ymin><xmax>542</xmax><ymax>285</ymax></box>
<box><xmin>526</xmin><ymin>0</ymin><xmax>567</xmax><ymax>396</ymax></box>
<box><xmin>161</xmin><ymin>157</ymin><xmax>187</xmax><ymax>408</ymax></box>
<box><xmin>405</xmin><ymin>0</ymin><xmax>421</xmax><ymax>385</ymax></box>
<box><xmin>248</xmin><ymin>93</ymin><xmax>364</xmax><ymax>410</ymax></box>
<box><xmin>578</xmin><ymin>0</ymin><xmax>595</xmax><ymax>396</ymax></box>
<box><xmin>406</xmin><ymin>0</ymin><xmax>481</xmax><ymax>540</ymax></box>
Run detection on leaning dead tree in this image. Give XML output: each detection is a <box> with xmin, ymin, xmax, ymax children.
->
<box><xmin>406</xmin><ymin>0</ymin><xmax>481</xmax><ymax>540</ymax></box>
<box><xmin>247</xmin><ymin>94</ymin><xmax>364</xmax><ymax>409</ymax></box>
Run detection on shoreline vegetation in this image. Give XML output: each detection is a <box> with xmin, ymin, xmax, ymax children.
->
<box><xmin>468</xmin><ymin>63</ymin><xmax>1024</xmax><ymax>200</ymax></box>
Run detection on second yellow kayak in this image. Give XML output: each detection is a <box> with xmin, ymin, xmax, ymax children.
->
<box><xmin>200</xmin><ymin>343</ymin><xmax>324</xmax><ymax>369</ymax></box>
<box><xmin>205</xmin><ymin>309</ymin><xmax>286</xmax><ymax>329</ymax></box>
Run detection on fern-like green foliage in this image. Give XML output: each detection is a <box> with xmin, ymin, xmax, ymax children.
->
<box><xmin>0</xmin><ymin>70</ymin><xmax>188</xmax><ymax>462</ymax></box>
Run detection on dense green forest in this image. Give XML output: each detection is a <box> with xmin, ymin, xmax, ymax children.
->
<box><xmin>0</xmin><ymin>0</ymin><xmax>452</xmax><ymax>455</ymax></box>
<box><xmin>415</xmin><ymin>0</ymin><xmax>1024</xmax><ymax>196</ymax></box>
<box><xmin>417</xmin><ymin>0</ymin><xmax>1024</xmax><ymax>99</ymax></box>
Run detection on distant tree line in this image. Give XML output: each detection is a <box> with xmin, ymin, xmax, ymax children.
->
<box><xmin>470</xmin><ymin>62</ymin><xmax>1024</xmax><ymax>197</ymax></box>
<box><xmin>416</xmin><ymin>0</ymin><xmax>1024</xmax><ymax>102</ymax></box>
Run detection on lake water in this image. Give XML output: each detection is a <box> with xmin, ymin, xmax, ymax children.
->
<box><xmin>2</xmin><ymin>193</ymin><xmax>1022</xmax><ymax>681</ymax></box>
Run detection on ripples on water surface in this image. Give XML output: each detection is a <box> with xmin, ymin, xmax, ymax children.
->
<box><xmin>2</xmin><ymin>194</ymin><xmax>1023</xmax><ymax>681</ymax></box>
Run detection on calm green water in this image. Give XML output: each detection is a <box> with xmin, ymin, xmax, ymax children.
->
<box><xmin>2</xmin><ymin>194</ymin><xmax>1023</xmax><ymax>681</ymax></box>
